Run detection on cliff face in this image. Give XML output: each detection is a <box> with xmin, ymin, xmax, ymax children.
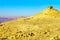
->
<box><xmin>0</xmin><ymin>6</ymin><xmax>60</xmax><ymax>40</ymax></box>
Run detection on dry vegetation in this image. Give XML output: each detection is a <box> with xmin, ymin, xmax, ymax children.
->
<box><xmin>0</xmin><ymin>6</ymin><xmax>60</xmax><ymax>40</ymax></box>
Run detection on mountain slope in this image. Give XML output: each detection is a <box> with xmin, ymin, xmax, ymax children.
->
<box><xmin>0</xmin><ymin>6</ymin><xmax>60</xmax><ymax>40</ymax></box>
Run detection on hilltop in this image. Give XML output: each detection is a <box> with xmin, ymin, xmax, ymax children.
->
<box><xmin>0</xmin><ymin>6</ymin><xmax>60</xmax><ymax>40</ymax></box>
<box><xmin>30</xmin><ymin>6</ymin><xmax>60</xmax><ymax>19</ymax></box>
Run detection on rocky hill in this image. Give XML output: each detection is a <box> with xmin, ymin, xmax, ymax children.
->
<box><xmin>0</xmin><ymin>6</ymin><xmax>60</xmax><ymax>40</ymax></box>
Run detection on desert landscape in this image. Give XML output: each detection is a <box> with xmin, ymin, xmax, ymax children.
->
<box><xmin>0</xmin><ymin>6</ymin><xmax>60</xmax><ymax>40</ymax></box>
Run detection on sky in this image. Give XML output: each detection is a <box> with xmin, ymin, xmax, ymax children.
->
<box><xmin>0</xmin><ymin>0</ymin><xmax>60</xmax><ymax>16</ymax></box>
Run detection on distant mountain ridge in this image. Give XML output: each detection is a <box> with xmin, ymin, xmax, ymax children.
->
<box><xmin>0</xmin><ymin>17</ymin><xmax>14</xmax><ymax>22</ymax></box>
<box><xmin>0</xmin><ymin>16</ymin><xmax>26</xmax><ymax>22</ymax></box>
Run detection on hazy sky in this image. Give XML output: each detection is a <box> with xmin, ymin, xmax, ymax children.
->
<box><xmin>0</xmin><ymin>0</ymin><xmax>60</xmax><ymax>16</ymax></box>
